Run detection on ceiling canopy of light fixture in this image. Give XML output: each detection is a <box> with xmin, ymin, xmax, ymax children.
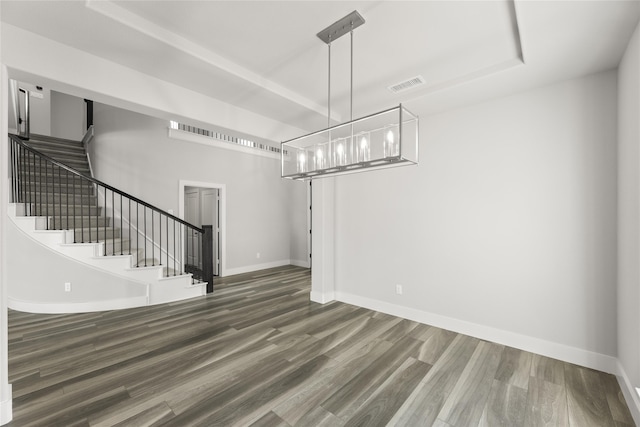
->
<box><xmin>281</xmin><ymin>10</ymin><xmax>419</xmax><ymax>181</ymax></box>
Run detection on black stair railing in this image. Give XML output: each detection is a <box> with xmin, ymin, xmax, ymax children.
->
<box><xmin>9</xmin><ymin>134</ymin><xmax>213</xmax><ymax>291</ymax></box>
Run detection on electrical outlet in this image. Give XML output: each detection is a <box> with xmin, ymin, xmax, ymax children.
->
<box><xmin>395</xmin><ymin>284</ymin><xmax>403</xmax><ymax>295</ymax></box>
<box><xmin>64</xmin><ymin>282</ymin><xmax>71</xmax><ymax>292</ymax></box>
<box><xmin>257</xmin><ymin>252</ymin><xmax>261</xmax><ymax>259</ymax></box>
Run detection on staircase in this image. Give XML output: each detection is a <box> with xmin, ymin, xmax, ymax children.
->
<box><xmin>21</xmin><ymin>134</ymin><xmax>101</xmax><ymax>236</ymax></box>
<box><xmin>8</xmin><ymin>133</ymin><xmax>212</xmax><ymax>312</ymax></box>
<box><xmin>24</xmin><ymin>134</ymin><xmax>91</xmax><ymax>175</ymax></box>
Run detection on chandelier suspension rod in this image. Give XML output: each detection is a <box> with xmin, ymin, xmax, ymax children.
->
<box><xmin>350</xmin><ymin>24</ymin><xmax>354</xmax><ymax>121</ymax></box>
<box><xmin>328</xmin><ymin>35</ymin><xmax>331</xmax><ymax>128</ymax></box>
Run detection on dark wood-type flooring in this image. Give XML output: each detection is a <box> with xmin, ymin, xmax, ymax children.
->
<box><xmin>6</xmin><ymin>266</ymin><xmax>636</xmax><ymax>426</ymax></box>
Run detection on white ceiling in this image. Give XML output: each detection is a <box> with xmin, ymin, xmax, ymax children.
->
<box><xmin>1</xmin><ymin>0</ymin><xmax>639</xmax><ymax>135</ymax></box>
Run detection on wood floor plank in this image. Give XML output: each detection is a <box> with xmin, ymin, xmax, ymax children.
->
<box><xmin>437</xmin><ymin>341</ymin><xmax>504</xmax><ymax>426</ymax></box>
<box><xmin>530</xmin><ymin>354</ymin><xmax>565</xmax><ymax>385</ymax></box>
<box><xmin>479</xmin><ymin>379</ymin><xmax>527</xmax><ymax>427</ymax></box>
<box><xmin>494</xmin><ymin>346</ymin><xmax>532</xmax><ymax>390</ymax></box>
<box><xmin>294</xmin><ymin>405</ymin><xmax>343</xmax><ymax>426</ymax></box>
<box><xmin>5</xmin><ymin>266</ymin><xmax>635</xmax><ymax>427</ymax></box>
<box><xmin>565</xmin><ymin>364</ymin><xmax>616</xmax><ymax>427</ymax></box>
<box><xmin>342</xmin><ymin>357</ymin><xmax>431</xmax><ymax>427</ymax></box>
<box><xmin>387</xmin><ymin>334</ymin><xmax>480</xmax><ymax>426</ymax></box>
<box><xmin>415</xmin><ymin>327</ymin><xmax>457</xmax><ymax>365</ymax></box>
<box><xmin>248</xmin><ymin>410</ymin><xmax>291</xmax><ymax>427</ymax></box>
<box><xmin>272</xmin><ymin>338</ymin><xmax>394</xmax><ymax>425</ymax></box>
<box><xmin>111</xmin><ymin>402</ymin><xmax>175</xmax><ymax>427</ymax></box>
<box><xmin>196</xmin><ymin>355</ymin><xmax>334</xmax><ymax>426</ymax></box>
<box><xmin>524</xmin><ymin>377</ymin><xmax>568</xmax><ymax>427</ymax></box>
<box><xmin>320</xmin><ymin>335</ymin><xmax>424</xmax><ymax>419</ymax></box>
<box><xmin>601</xmin><ymin>373</ymin><xmax>636</xmax><ymax>426</ymax></box>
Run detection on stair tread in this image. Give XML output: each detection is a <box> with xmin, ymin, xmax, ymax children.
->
<box><xmin>24</xmin><ymin>144</ymin><xmax>86</xmax><ymax>156</ymax></box>
<box><xmin>28</xmin><ymin>134</ymin><xmax>83</xmax><ymax>146</ymax></box>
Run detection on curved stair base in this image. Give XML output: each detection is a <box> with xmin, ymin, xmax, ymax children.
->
<box><xmin>7</xmin><ymin>203</ymin><xmax>207</xmax><ymax>313</ymax></box>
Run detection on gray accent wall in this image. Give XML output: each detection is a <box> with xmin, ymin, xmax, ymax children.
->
<box><xmin>50</xmin><ymin>90</ymin><xmax>85</xmax><ymax>141</ymax></box>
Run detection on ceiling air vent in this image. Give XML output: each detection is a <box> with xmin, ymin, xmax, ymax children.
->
<box><xmin>388</xmin><ymin>75</ymin><xmax>426</xmax><ymax>94</ymax></box>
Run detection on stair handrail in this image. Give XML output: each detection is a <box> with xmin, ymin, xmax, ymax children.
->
<box><xmin>9</xmin><ymin>133</ymin><xmax>213</xmax><ymax>291</ymax></box>
<box><xmin>81</xmin><ymin>125</ymin><xmax>95</xmax><ymax>177</ymax></box>
<box><xmin>10</xmin><ymin>134</ymin><xmax>198</xmax><ymax>229</ymax></box>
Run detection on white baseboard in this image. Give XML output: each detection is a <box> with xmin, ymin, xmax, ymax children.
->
<box><xmin>290</xmin><ymin>259</ymin><xmax>310</xmax><ymax>268</ymax></box>
<box><xmin>334</xmin><ymin>291</ymin><xmax>618</xmax><ymax>375</ymax></box>
<box><xmin>310</xmin><ymin>290</ymin><xmax>336</xmax><ymax>304</ymax></box>
<box><xmin>0</xmin><ymin>385</ymin><xmax>12</xmax><ymax>426</ymax></box>
<box><xmin>223</xmin><ymin>259</ymin><xmax>292</xmax><ymax>277</ymax></box>
<box><xmin>8</xmin><ymin>296</ymin><xmax>149</xmax><ymax>314</ymax></box>
<box><xmin>617</xmin><ymin>360</ymin><xmax>640</xmax><ymax>425</ymax></box>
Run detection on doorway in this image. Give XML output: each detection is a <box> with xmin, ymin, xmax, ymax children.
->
<box><xmin>180</xmin><ymin>181</ymin><xmax>225</xmax><ymax>277</ymax></box>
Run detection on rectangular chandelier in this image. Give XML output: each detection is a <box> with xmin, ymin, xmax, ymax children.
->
<box><xmin>281</xmin><ymin>104</ymin><xmax>418</xmax><ymax>180</ymax></box>
<box><xmin>281</xmin><ymin>11</ymin><xmax>419</xmax><ymax>181</ymax></box>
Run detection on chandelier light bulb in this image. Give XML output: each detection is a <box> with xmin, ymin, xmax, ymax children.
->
<box><xmin>386</xmin><ymin>129</ymin><xmax>394</xmax><ymax>144</ymax></box>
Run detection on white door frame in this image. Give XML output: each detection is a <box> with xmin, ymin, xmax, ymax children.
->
<box><xmin>179</xmin><ymin>180</ymin><xmax>226</xmax><ymax>277</ymax></box>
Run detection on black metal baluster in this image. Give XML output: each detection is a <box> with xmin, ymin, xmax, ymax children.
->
<box><xmin>80</xmin><ymin>174</ymin><xmax>84</xmax><ymax>242</ymax></box>
<box><xmin>66</xmin><ymin>168</ymin><xmax>69</xmax><ymax>231</ymax></box>
<box><xmin>191</xmin><ymin>227</ymin><xmax>195</xmax><ymax>273</ymax></box>
<box><xmin>58</xmin><ymin>166</ymin><xmax>62</xmax><ymax>230</ymax></box>
<box><xmin>38</xmin><ymin>157</ymin><xmax>42</xmax><ymax>218</ymax></box>
<box><xmin>144</xmin><ymin>207</ymin><xmax>147</xmax><ymax>267</ymax></box>
<box><xmin>111</xmin><ymin>190</ymin><xmax>114</xmax><ymax>256</ymax></box>
<box><xmin>24</xmin><ymin>150</ymin><xmax>29</xmax><ymax>210</ymax></box>
<box><xmin>17</xmin><ymin>144</ymin><xmax>21</xmax><ymax>205</ymax></box>
<box><xmin>44</xmin><ymin>158</ymin><xmax>49</xmax><ymax>230</ymax></box>
<box><xmin>86</xmin><ymin>176</ymin><xmax>90</xmax><ymax>242</ymax></box>
<box><xmin>102</xmin><ymin>187</ymin><xmax>107</xmax><ymax>252</ymax></box>
<box><xmin>151</xmin><ymin>210</ymin><xmax>155</xmax><ymax>266</ymax></box>
<box><xmin>158</xmin><ymin>213</ymin><xmax>162</xmax><ymax>273</ymax></box>
<box><xmin>31</xmin><ymin>153</ymin><xmax>36</xmax><ymax>215</ymax></box>
<box><xmin>136</xmin><ymin>202</ymin><xmax>140</xmax><ymax>267</ymax></box>
<box><xmin>10</xmin><ymin>141</ymin><xmax>15</xmax><ymax>202</ymax></box>
<box><xmin>179</xmin><ymin>224</ymin><xmax>182</xmax><ymax>276</ymax></box>
<box><xmin>166</xmin><ymin>214</ymin><xmax>169</xmax><ymax>277</ymax></box>
<box><xmin>22</xmin><ymin>146</ymin><xmax>27</xmax><ymax>208</ymax></box>
<box><xmin>73</xmin><ymin>174</ymin><xmax>77</xmax><ymax>242</ymax></box>
<box><xmin>128</xmin><ymin>199</ymin><xmax>131</xmax><ymax>255</ymax></box>
<box><xmin>15</xmin><ymin>141</ymin><xmax>19</xmax><ymax>203</ymax></box>
<box><xmin>120</xmin><ymin>194</ymin><xmax>123</xmax><ymax>255</ymax></box>
<box><xmin>23</xmin><ymin>150</ymin><xmax>27</xmax><ymax>212</ymax></box>
<box><xmin>26</xmin><ymin>150</ymin><xmax>31</xmax><ymax>215</ymax></box>
<box><xmin>173</xmin><ymin>220</ymin><xmax>176</xmax><ymax>276</ymax></box>
<box><xmin>32</xmin><ymin>152</ymin><xmax>36</xmax><ymax>215</ymax></box>
<box><xmin>96</xmin><ymin>184</ymin><xmax>100</xmax><ymax>246</ymax></box>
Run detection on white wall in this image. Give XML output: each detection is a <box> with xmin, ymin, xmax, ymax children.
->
<box><xmin>290</xmin><ymin>180</ymin><xmax>309</xmax><ymax>266</ymax></box>
<box><xmin>6</xmin><ymin>220</ymin><xmax>148</xmax><ymax>310</ymax></box>
<box><xmin>6</xmin><ymin>82</ymin><xmax>50</xmax><ymax>136</ymax></box>
<box><xmin>327</xmin><ymin>70</ymin><xmax>619</xmax><ymax>368</ymax></box>
<box><xmin>618</xmin><ymin>18</ymin><xmax>640</xmax><ymax>410</ymax></box>
<box><xmin>50</xmin><ymin>90</ymin><xmax>85</xmax><ymax>141</ymax></box>
<box><xmin>90</xmin><ymin>103</ymin><xmax>308</xmax><ymax>275</ymax></box>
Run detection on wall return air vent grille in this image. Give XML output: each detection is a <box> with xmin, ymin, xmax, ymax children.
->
<box><xmin>388</xmin><ymin>75</ymin><xmax>426</xmax><ymax>94</ymax></box>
